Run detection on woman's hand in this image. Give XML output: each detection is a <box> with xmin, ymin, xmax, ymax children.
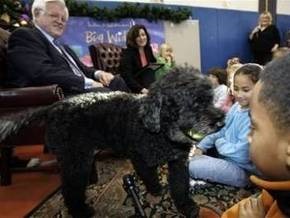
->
<box><xmin>238</xmin><ymin>197</ymin><xmax>265</xmax><ymax>218</ymax></box>
<box><xmin>249</xmin><ymin>26</ymin><xmax>260</xmax><ymax>39</ymax></box>
<box><xmin>252</xmin><ymin>26</ymin><xmax>261</xmax><ymax>33</ymax></box>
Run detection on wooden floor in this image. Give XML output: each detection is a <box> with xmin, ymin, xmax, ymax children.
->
<box><xmin>0</xmin><ymin>145</ymin><xmax>60</xmax><ymax>218</ymax></box>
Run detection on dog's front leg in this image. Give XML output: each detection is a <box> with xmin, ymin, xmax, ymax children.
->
<box><xmin>130</xmin><ymin>157</ymin><xmax>162</xmax><ymax>195</ymax></box>
<box><xmin>89</xmin><ymin>153</ymin><xmax>98</xmax><ymax>184</ymax></box>
<box><xmin>57</xmin><ymin>148</ymin><xmax>95</xmax><ymax>218</ymax></box>
<box><xmin>168</xmin><ymin>156</ymin><xmax>199</xmax><ymax>218</ymax></box>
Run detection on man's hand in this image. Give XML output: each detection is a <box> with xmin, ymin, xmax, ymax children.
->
<box><xmin>91</xmin><ymin>81</ymin><xmax>104</xmax><ymax>88</ymax></box>
<box><xmin>238</xmin><ymin>197</ymin><xmax>265</xmax><ymax>218</ymax></box>
<box><xmin>98</xmin><ymin>71</ymin><xmax>114</xmax><ymax>86</ymax></box>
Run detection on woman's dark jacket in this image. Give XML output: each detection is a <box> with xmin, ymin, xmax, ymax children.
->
<box><xmin>119</xmin><ymin>46</ymin><xmax>156</xmax><ymax>93</ymax></box>
<box><xmin>249</xmin><ymin>25</ymin><xmax>280</xmax><ymax>64</ymax></box>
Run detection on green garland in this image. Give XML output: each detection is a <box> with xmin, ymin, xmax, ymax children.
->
<box><xmin>66</xmin><ymin>1</ymin><xmax>191</xmax><ymax>23</ymax></box>
<box><xmin>0</xmin><ymin>0</ymin><xmax>191</xmax><ymax>30</ymax></box>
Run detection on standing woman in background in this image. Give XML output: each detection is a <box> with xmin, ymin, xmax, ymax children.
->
<box><xmin>119</xmin><ymin>24</ymin><xmax>156</xmax><ymax>94</ymax></box>
<box><xmin>249</xmin><ymin>11</ymin><xmax>280</xmax><ymax>65</ymax></box>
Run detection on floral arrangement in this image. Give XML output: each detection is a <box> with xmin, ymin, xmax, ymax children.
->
<box><xmin>0</xmin><ymin>0</ymin><xmax>31</xmax><ymax>30</ymax></box>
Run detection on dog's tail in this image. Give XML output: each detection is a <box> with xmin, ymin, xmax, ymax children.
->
<box><xmin>0</xmin><ymin>106</ymin><xmax>51</xmax><ymax>143</ymax></box>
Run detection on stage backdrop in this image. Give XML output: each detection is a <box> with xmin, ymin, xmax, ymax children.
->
<box><xmin>61</xmin><ymin>17</ymin><xmax>165</xmax><ymax>66</ymax></box>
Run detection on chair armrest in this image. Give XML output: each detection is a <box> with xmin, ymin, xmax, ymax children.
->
<box><xmin>0</xmin><ymin>85</ymin><xmax>64</xmax><ymax>108</ymax></box>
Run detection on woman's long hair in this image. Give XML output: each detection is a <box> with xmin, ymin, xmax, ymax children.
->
<box><xmin>126</xmin><ymin>24</ymin><xmax>151</xmax><ymax>49</ymax></box>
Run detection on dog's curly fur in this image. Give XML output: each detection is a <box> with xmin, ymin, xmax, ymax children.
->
<box><xmin>0</xmin><ymin>66</ymin><xmax>224</xmax><ymax>218</ymax></box>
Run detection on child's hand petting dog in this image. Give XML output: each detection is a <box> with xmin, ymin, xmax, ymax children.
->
<box><xmin>188</xmin><ymin>145</ymin><xmax>203</xmax><ymax>159</ymax></box>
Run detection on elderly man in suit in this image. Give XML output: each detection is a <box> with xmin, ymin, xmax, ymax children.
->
<box><xmin>6</xmin><ymin>0</ymin><xmax>128</xmax><ymax>95</ymax></box>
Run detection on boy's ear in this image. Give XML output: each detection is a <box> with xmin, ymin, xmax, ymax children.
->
<box><xmin>287</xmin><ymin>144</ymin><xmax>290</xmax><ymax>170</ymax></box>
<box><xmin>286</xmin><ymin>133</ymin><xmax>290</xmax><ymax>170</ymax></box>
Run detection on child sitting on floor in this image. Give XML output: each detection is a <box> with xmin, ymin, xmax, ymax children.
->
<box><xmin>226</xmin><ymin>57</ymin><xmax>242</xmax><ymax>91</ymax></box>
<box><xmin>155</xmin><ymin>43</ymin><xmax>175</xmax><ymax>80</ymax></box>
<box><xmin>222</xmin><ymin>54</ymin><xmax>290</xmax><ymax>218</ymax></box>
<box><xmin>208</xmin><ymin>67</ymin><xmax>229</xmax><ymax>112</ymax></box>
<box><xmin>224</xmin><ymin>58</ymin><xmax>243</xmax><ymax>112</ymax></box>
<box><xmin>189</xmin><ymin>64</ymin><xmax>263</xmax><ymax>187</ymax></box>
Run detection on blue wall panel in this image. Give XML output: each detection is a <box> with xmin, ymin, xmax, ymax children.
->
<box><xmin>192</xmin><ymin>8</ymin><xmax>257</xmax><ymax>72</ymax></box>
<box><xmin>191</xmin><ymin>8</ymin><xmax>219</xmax><ymax>72</ymax></box>
<box><xmin>277</xmin><ymin>14</ymin><xmax>290</xmax><ymax>46</ymax></box>
<box><xmin>216</xmin><ymin>10</ymin><xmax>257</xmax><ymax>68</ymax></box>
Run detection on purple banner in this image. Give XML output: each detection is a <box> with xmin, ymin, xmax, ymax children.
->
<box><xmin>61</xmin><ymin>17</ymin><xmax>165</xmax><ymax>66</ymax></box>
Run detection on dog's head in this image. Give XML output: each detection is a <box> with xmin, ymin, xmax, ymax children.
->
<box><xmin>139</xmin><ymin>66</ymin><xmax>224</xmax><ymax>136</ymax></box>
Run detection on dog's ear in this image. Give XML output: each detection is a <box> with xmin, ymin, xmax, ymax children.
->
<box><xmin>139</xmin><ymin>92</ymin><xmax>162</xmax><ymax>133</ymax></box>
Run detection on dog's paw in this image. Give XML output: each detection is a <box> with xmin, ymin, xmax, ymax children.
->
<box><xmin>188</xmin><ymin>205</ymin><xmax>200</xmax><ymax>218</ymax></box>
<box><xmin>89</xmin><ymin>173</ymin><xmax>98</xmax><ymax>184</ymax></box>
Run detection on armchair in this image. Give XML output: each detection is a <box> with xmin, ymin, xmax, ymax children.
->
<box><xmin>0</xmin><ymin>28</ymin><xmax>64</xmax><ymax>186</ymax></box>
<box><xmin>89</xmin><ymin>43</ymin><xmax>123</xmax><ymax>74</ymax></box>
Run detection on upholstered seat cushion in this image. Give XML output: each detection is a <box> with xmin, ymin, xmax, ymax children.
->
<box><xmin>89</xmin><ymin>43</ymin><xmax>123</xmax><ymax>75</ymax></box>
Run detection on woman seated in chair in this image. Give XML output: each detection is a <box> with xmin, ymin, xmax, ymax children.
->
<box><xmin>118</xmin><ymin>24</ymin><xmax>157</xmax><ymax>94</ymax></box>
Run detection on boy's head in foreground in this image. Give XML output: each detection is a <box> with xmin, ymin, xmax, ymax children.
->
<box><xmin>249</xmin><ymin>55</ymin><xmax>290</xmax><ymax>181</ymax></box>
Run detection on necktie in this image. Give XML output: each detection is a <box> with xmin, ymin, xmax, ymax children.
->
<box><xmin>53</xmin><ymin>39</ymin><xmax>83</xmax><ymax>77</ymax></box>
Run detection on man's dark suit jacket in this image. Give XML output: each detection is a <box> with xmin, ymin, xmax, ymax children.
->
<box><xmin>6</xmin><ymin>27</ymin><xmax>96</xmax><ymax>95</ymax></box>
<box><xmin>118</xmin><ymin>46</ymin><xmax>156</xmax><ymax>93</ymax></box>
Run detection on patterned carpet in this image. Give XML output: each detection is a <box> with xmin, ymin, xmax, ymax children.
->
<box><xmin>28</xmin><ymin>156</ymin><xmax>259</xmax><ymax>218</ymax></box>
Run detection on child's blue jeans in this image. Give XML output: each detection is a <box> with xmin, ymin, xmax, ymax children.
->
<box><xmin>189</xmin><ymin>155</ymin><xmax>249</xmax><ymax>187</ymax></box>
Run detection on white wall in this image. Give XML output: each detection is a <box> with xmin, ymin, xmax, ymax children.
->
<box><xmin>89</xmin><ymin>0</ymin><xmax>259</xmax><ymax>12</ymax></box>
<box><xmin>277</xmin><ymin>0</ymin><xmax>290</xmax><ymax>15</ymax></box>
<box><xmin>164</xmin><ymin>20</ymin><xmax>201</xmax><ymax>69</ymax></box>
<box><xmin>90</xmin><ymin>0</ymin><xmax>289</xmax><ymax>15</ymax></box>
<box><xmin>163</xmin><ymin>0</ymin><xmax>258</xmax><ymax>12</ymax></box>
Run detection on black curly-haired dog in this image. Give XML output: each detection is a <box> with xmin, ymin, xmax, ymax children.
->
<box><xmin>0</xmin><ymin>66</ymin><xmax>224</xmax><ymax>218</ymax></box>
